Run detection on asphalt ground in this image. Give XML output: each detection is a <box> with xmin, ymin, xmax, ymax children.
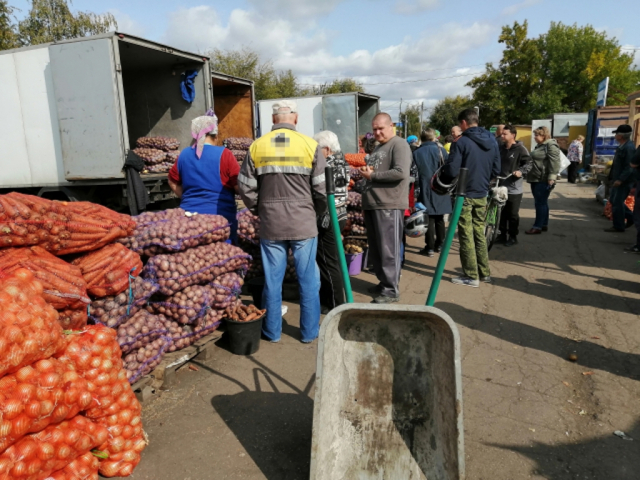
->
<box><xmin>129</xmin><ymin>181</ymin><xmax>640</xmax><ymax>480</ymax></box>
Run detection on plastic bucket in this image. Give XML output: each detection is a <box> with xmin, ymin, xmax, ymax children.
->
<box><xmin>345</xmin><ymin>252</ymin><xmax>363</xmax><ymax>276</ymax></box>
<box><xmin>224</xmin><ymin>313</ymin><xmax>264</xmax><ymax>355</ymax></box>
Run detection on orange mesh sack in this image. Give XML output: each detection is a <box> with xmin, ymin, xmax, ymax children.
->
<box><xmin>47</xmin><ymin>451</ymin><xmax>100</xmax><ymax>480</ymax></box>
<box><xmin>344</xmin><ymin>153</ymin><xmax>367</xmax><ymax>167</ymax></box>
<box><xmin>0</xmin><ymin>358</ymin><xmax>94</xmax><ymax>452</ymax></box>
<box><xmin>71</xmin><ymin>244</ymin><xmax>143</xmax><ymax>298</ymax></box>
<box><xmin>0</xmin><ymin>416</ymin><xmax>108</xmax><ymax>480</ymax></box>
<box><xmin>0</xmin><ymin>268</ymin><xmax>66</xmax><ymax>379</ymax></box>
<box><xmin>0</xmin><ymin>193</ymin><xmax>134</xmax><ymax>255</ymax></box>
<box><xmin>95</xmin><ymin>412</ymin><xmax>146</xmax><ymax>478</ymax></box>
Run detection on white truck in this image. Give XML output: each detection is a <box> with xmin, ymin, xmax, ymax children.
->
<box><xmin>0</xmin><ymin>32</ymin><xmax>256</xmax><ymax>210</ymax></box>
<box><xmin>257</xmin><ymin>92</ymin><xmax>380</xmax><ymax>153</ymax></box>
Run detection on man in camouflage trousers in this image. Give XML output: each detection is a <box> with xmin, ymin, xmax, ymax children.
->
<box><xmin>440</xmin><ymin>109</ymin><xmax>501</xmax><ymax>287</ymax></box>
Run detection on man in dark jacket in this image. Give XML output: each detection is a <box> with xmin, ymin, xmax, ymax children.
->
<box><xmin>497</xmin><ymin>125</ymin><xmax>532</xmax><ymax>247</ymax></box>
<box><xmin>628</xmin><ymin>147</ymin><xmax>640</xmax><ymax>253</ymax></box>
<box><xmin>606</xmin><ymin>124</ymin><xmax>637</xmax><ymax>232</ymax></box>
<box><xmin>441</xmin><ymin>108</ymin><xmax>501</xmax><ymax>287</ymax></box>
<box><xmin>413</xmin><ymin>128</ymin><xmax>451</xmax><ymax>256</ymax></box>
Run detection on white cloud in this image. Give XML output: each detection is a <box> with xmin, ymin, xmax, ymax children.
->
<box><xmin>246</xmin><ymin>0</ymin><xmax>347</xmax><ymax>18</ymax></box>
<box><xmin>395</xmin><ymin>0</ymin><xmax>439</xmax><ymax>15</ymax></box>
<box><xmin>502</xmin><ymin>0</ymin><xmax>542</xmax><ymax>16</ymax></box>
<box><xmin>621</xmin><ymin>45</ymin><xmax>640</xmax><ymax>67</ymax></box>
<box><xmin>109</xmin><ymin>9</ymin><xmax>146</xmax><ymax>37</ymax></box>
<box><xmin>161</xmin><ymin>6</ymin><xmax>495</xmax><ymax>121</ymax></box>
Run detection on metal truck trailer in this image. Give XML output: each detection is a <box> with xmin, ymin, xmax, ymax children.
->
<box><xmin>0</xmin><ymin>32</ymin><xmax>212</xmax><ymax>208</ymax></box>
<box><xmin>257</xmin><ymin>92</ymin><xmax>380</xmax><ymax>153</ymax></box>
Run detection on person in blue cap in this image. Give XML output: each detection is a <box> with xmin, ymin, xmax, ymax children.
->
<box><xmin>407</xmin><ymin>135</ymin><xmax>419</xmax><ymax>152</ymax></box>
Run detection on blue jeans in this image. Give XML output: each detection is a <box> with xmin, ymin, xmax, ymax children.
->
<box><xmin>610</xmin><ymin>183</ymin><xmax>632</xmax><ymax>231</ymax></box>
<box><xmin>531</xmin><ymin>182</ymin><xmax>551</xmax><ymax>229</ymax></box>
<box><xmin>260</xmin><ymin>237</ymin><xmax>320</xmax><ymax>342</ymax></box>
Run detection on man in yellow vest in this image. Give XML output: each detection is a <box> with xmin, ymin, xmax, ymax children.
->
<box><xmin>239</xmin><ymin>100</ymin><xmax>328</xmax><ymax>343</ymax></box>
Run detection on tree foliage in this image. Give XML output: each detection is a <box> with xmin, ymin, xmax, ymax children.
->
<box><xmin>468</xmin><ymin>21</ymin><xmax>640</xmax><ymax>126</ymax></box>
<box><xmin>0</xmin><ymin>0</ymin><xmax>18</xmax><ymax>50</ymax></box>
<box><xmin>427</xmin><ymin>95</ymin><xmax>473</xmax><ymax>134</ymax></box>
<box><xmin>311</xmin><ymin>78</ymin><xmax>365</xmax><ymax>95</ymax></box>
<box><xmin>12</xmin><ymin>0</ymin><xmax>116</xmax><ymax>47</ymax></box>
<box><xmin>398</xmin><ymin>104</ymin><xmax>422</xmax><ymax>138</ymax></box>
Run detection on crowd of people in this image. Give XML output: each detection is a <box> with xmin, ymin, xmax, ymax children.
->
<box><xmin>167</xmin><ymin>101</ymin><xmax>639</xmax><ymax>344</ymax></box>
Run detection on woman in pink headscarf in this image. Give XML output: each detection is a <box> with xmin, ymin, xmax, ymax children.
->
<box><xmin>168</xmin><ymin>114</ymin><xmax>241</xmax><ymax>240</ymax></box>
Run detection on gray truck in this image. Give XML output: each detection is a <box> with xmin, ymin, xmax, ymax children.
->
<box><xmin>0</xmin><ymin>32</ymin><xmax>255</xmax><ymax>210</ymax></box>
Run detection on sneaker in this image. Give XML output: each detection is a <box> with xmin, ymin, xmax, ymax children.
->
<box><xmin>495</xmin><ymin>234</ymin><xmax>507</xmax><ymax>244</ymax></box>
<box><xmin>624</xmin><ymin>245</ymin><xmax>640</xmax><ymax>253</ymax></box>
<box><xmin>604</xmin><ymin>227</ymin><xmax>625</xmax><ymax>233</ymax></box>
<box><xmin>418</xmin><ymin>248</ymin><xmax>431</xmax><ymax>256</ymax></box>
<box><xmin>451</xmin><ymin>276</ymin><xmax>480</xmax><ymax>288</ymax></box>
<box><xmin>367</xmin><ymin>284</ymin><xmax>383</xmax><ymax>294</ymax></box>
<box><xmin>480</xmin><ymin>276</ymin><xmax>493</xmax><ymax>284</ymax></box>
<box><xmin>372</xmin><ymin>295</ymin><xmax>400</xmax><ymax>304</ymax></box>
<box><xmin>301</xmin><ymin>337</ymin><xmax>317</xmax><ymax>344</ymax></box>
<box><xmin>505</xmin><ymin>237</ymin><xmax>518</xmax><ymax>247</ymax></box>
<box><xmin>425</xmin><ymin>250</ymin><xmax>435</xmax><ymax>257</ymax></box>
<box><xmin>434</xmin><ymin>246</ymin><xmax>442</xmax><ymax>254</ymax></box>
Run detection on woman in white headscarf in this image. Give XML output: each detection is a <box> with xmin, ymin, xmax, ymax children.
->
<box><xmin>168</xmin><ymin>114</ymin><xmax>241</xmax><ymax>240</ymax></box>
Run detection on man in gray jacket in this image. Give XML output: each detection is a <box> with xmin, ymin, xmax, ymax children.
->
<box><xmin>360</xmin><ymin>112</ymin><xmax>411</xmax><ymax>303</ymax></box>
<box><xmin>239</xmin><ymin>100</ymin><xmax>327</xmax><ymax>343</ymax></box>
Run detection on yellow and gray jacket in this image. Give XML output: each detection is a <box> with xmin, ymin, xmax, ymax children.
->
<box><xmin>238</xmin><ymin>123</ymin><xmax>328</xmax><ymax>241</ymax></box>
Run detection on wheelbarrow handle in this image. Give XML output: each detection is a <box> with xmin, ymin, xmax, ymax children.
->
<box><xmin>325</xmin><ymin>166</ymin><xmax>354</xmax><ymax>303</ymax></box>
<box><xmin>426</xmin><ymin>168</ymin><xmax>468</xmax><ymax>306</ymax></box>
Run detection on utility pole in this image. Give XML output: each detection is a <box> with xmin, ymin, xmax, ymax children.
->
<box><xmin>405</xmin><ymin>115</ymin><xmax>408</xmax><ymax>139</ymax></box>
<box><xmin>420</xmin><ymin>102</ymin><xmax>424</xmax><ymax>132</ymax></box>
<box><xmin>398</xmin><ymin>98</ymin><xmax>403</xmax><ymax>136</ymax></box>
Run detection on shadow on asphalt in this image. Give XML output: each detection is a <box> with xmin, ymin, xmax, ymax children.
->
<box><xmin>492</xmin><ymin>420</ymin><xmax>640</xmax><ymax>479</ymax></box>
<box><xmin>191</xmin><ymin>357</ymin><xmax>314</xmax><ymax>480</ymax></box>
<box><xmin>438</xmin><ymin>302</ymin><xmax>640</xmax><ymax>382</ymax></box>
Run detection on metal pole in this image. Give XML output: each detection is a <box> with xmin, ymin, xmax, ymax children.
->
<box><xmin>325</xmin><ymin>167</ymin><xmax>354</xmax><ymax>303</ymax></box>
<box><xmin>426</xmin><ymin>168</ymin><xmax>468</xmax><ymax>306</ymax></box>
<box><xmin>420</xmin><ymin>102</ymin><xmax>424</xmax><ymax>131</ymax></box>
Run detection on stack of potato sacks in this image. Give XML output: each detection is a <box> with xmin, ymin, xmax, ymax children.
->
<box><xmin>224</xmin><ymin>137</ymin><xmax>253</xmax><ymax>165</ymax></box>
<box><xmin>344</xmin><ymin>154</ymin><xmax>367</xmax><ymax>237</ymax></box>
<box><xmin>133</xmin><ymin>136</ymin><xmax>180</xmax><ymax>174</ymax></box>
<box><xmin>0</xmin><ymin>269</ymin><xmax>146</xmax><ymax>478</ymax></box>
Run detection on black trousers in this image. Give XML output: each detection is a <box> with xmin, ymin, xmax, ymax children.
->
<box><xmin>317</xmin><ymin>223</ymin><xmax>346</xmax><ymax>310</ymax></box>
<box><xmin>425</xmin><ymin>215</ymin><xmax>445</xmax><ymax>251</ymax></box>
<box><xmin>568</xmin><ymin>162</ymin><xmax>580</xmax><ymax>183</ymax></box>
<box><xmin>499</xmin><ymin>193</ymin><xmax>523</xmax><ymax>238</ymax></box>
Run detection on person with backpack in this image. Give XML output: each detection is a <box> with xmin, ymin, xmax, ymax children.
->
<box><xmin>525</xmin><ymin>126</ymin><xmax>561</xmax><ymax>235</ymax></box>
<box><xmin>413</xmin><ymin>128</ymin><xmax>451</xmax><ymax>257</ymax></box>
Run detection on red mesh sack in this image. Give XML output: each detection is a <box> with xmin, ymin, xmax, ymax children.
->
<box><xmin>0</xmin><ymin>246</ymin><xmax>90</xmax><ymax>311</ymax></box>
<box><xmin>0</xmin><ymin>193</ymin><xmax>135</xmax><ymax>255</ymax></box>
<box><xmin>46</xmin><ymin>451</ymin><xmax>99</xmax><ymax>480</ymax></box>
<box><xmin>71</xmin><ymin>244</ymin><xmax>142</xmax><ymax>298</ymax></box>
<box><xmin>0</xmin><ymin>358</ymin><xmax>93</xmax><ymax>452</ymax></box>
<box><xmin>0</xmin><ymin>268</ymin><xmax>66</xmax><ymax>379</ymax></box>
<box><xmin>57</xmin><ymin>326</ymin><xmax>140</xmax><ymax>420</ymax></box>
<box><xmin>0</xmin><ymin>416</ymin><xmax>108</xmax><ymax>480</ymax></box>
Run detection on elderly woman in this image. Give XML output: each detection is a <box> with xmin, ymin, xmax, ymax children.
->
<box><xmin>314</xmin><ymin>130</ymin><xmax>349</xmax><ymax>313</ymax></box>
<box><xmin>525</xmin><ymin>126</ymin><xmax>561</xmax><ymax>234</ymax></box>
<box><xmin>567</xmin><ymin>135</ymin><xmax>584</xmax><ymax>184</ymax></box>
<box><xmin>168</xmin><ymin>115</ymin><xmax>241</xmax><ymax>241</ymax></box>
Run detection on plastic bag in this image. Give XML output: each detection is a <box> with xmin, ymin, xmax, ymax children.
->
<box><xmin>90</xmin><ymin>277</ymin><xmax>159</xmax><ymax>328</ymax></box>
<box><xmin>345</xmin><ymin>153</ymin><xmax>366</xmax><ymax>167</ymax></box>
<box><xmin>0</xmin><ymin>268</ymin><xmax>66</xmax><ymax>379</ymax></box>
<box><xmin>236</xmin><ymin>209</ymin><xmax>260</xmax><ymax>245</ymax></box>
<box><xmin>119</xmin><ymin>209</ymin><xmax>230</xmax><ymax>256</ymax></box>
<box><xmin>143</xmin><ymin>242</ymin><xmax>251</xmax><ymax>296</ymax></box>
<box><xmin>0</xmin><ymin>246</ymin><xmax>90</xmax><ymax>311</ymax></box>
<box><xmin>0</xmin><ymin>193</ymin><xmax>135</xmax><ymax>255</ymax></box>
<box><xmin>0</xmin><ymin>358</ymin><xmax>93</xmax><ymax>452</ymax></box>
<box><xmin>46</xmin><ymin>451</ymin><xmax>100</xmax><ymax>480</ymax></box>
<box><xmin>0</xmin><ymin>416</ymin><xmax>108</xmax><ymax>480</ymax></box>
<box><xmin>595</xmin><ymin>184</ymin><xmax>605</xmax><ymax>202</ymax></box>
<box><xmin>71</xmin><ymin>244</ymin><xmax>142</xmax><ymax>298</ymax></box>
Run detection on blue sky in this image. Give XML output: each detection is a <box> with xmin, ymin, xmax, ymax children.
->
<box><xmin>12</xmin><ymin>0</ymin><xmax>640</xmax><ymax>120</ymax></box>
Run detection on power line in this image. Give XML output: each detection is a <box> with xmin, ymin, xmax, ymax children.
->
<box><xmin>299</xmin><ymin>63</ymin><xmax>491</xmax><ymax>79</ymax></box>
<box><xmin>299</xmin><ymin>72</ymin><xmax>478</xmax><ymax>87</ymax></box>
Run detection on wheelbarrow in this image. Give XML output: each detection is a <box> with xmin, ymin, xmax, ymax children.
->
<box><xmin>309</xmin><ymin>168</ymin><xmax>469</xmax><ymax>479</ymax></box>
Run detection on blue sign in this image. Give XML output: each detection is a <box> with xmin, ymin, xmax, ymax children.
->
<box><xmin>596</xmin><ymin>77</ymin><xmax>609</xmax><ymax>107</ymax></box>
<box><xmin>396</xmin><ymin>122</ymin><xmax>403</xmax><ymax>127</ymax></box>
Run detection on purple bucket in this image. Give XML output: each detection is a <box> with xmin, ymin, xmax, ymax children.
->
<box><xmin>346</xmin><ymin>252</ymin><xmax>363</xmax><ymax>276</ymax></box>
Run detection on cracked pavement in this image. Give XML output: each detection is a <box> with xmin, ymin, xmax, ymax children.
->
<box><xmin>130</xmin><ymin>182</ymin><xmax>640</xmax><ymax>480</ymax></box>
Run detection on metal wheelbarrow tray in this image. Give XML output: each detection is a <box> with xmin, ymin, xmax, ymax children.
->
<box><xmin>310</xmin><ymin>304</ymin><xmax>465</xmax><ymax>480</ymax></box>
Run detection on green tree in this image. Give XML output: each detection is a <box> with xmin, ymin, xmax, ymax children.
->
<box><xmin>468</xmin><ymin>21</ymin><xmax>640</xmax><ymax>125</ymax></box>
<box><xmin>311</xmin><ymin>78</ymin><xmax>365</xmax><ymax>95</ymax></box>
<box><xmin>427</xmin><ymin>95</ymin><xmax>473</xmax><ymax>134</ymax></box>
<box><xmin>0</xmin><ymin>0</ymin><xmax>18</xmax><ymax>50</ymax></box>
<box><xmin>399</xmin><ymin>104</ymin><xmax>422</xmax><ymax>138</ymax></box>
<box><xmin>17</xmin><ymin>0</ymin><xmax>116</xmax><ymax>47</ymax></box>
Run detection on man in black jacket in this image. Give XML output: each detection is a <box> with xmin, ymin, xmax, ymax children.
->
<box><xmin>497</xmin><ymin>125</ymin><xmax>532</xmax><ymax>247</ymax></box>
<box><xmin>441</xmin><ymin>109</ymin><xmax>501</xmax><ymax>287</ymax></box>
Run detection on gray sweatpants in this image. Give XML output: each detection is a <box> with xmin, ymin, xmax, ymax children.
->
<box><xmin>364</xmin><ymin>209</ymin><xmax>404</xmax><ymax>298</ymax></box>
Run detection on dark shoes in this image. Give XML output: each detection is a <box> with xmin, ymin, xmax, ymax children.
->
<box><xmin>525</xmin><ymin>228</ymin><xmax>542</xmax><ymax>235</ymax></box>
<box><xmin>451</xmin><ymin>276</ymin><xmax>480</xmax><ymax>288</ymax></box>
<box><xmin>624</xmin><ymin>245</ymin><xmax>640</xmax><ymax>253</ymax></box>
<box><xmin>372</xmin><ymin>295</ymin><xmax>399</xmax><ymax>304</ymax></box>
<box><xmin>541</xmin><ymin>226</ymin><xmax>548</xmax><ymax>232</ymax></box>
<box><xmin>505</xmin><ymin>237</ymin><xmax>518</xmax><ymax>247</ymax></box>
<box><xmin>495</xmin><ymin>234</ymin><xmax>507</xmax><ymax>244</ymax></box>
<box><xmin>367</xmin><ymin>284</ymin><xmax>383</xmax><ymax>294</ymax></box>
<box><xmin>604</xmin><ymin>227</ymin><xmax>625</xmax><ymax>233</ymax></box>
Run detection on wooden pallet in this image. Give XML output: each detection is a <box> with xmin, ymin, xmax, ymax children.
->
<box><xmin>131</xmin><ymin>329</ymin><xmax>223</xmax><ymax>404</ymax></box>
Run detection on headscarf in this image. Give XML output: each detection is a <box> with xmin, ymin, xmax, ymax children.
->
<box><xmin>191</xmin><ymin>115</ymin><xmax>218</xmax><ymax>158</ymax></box>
